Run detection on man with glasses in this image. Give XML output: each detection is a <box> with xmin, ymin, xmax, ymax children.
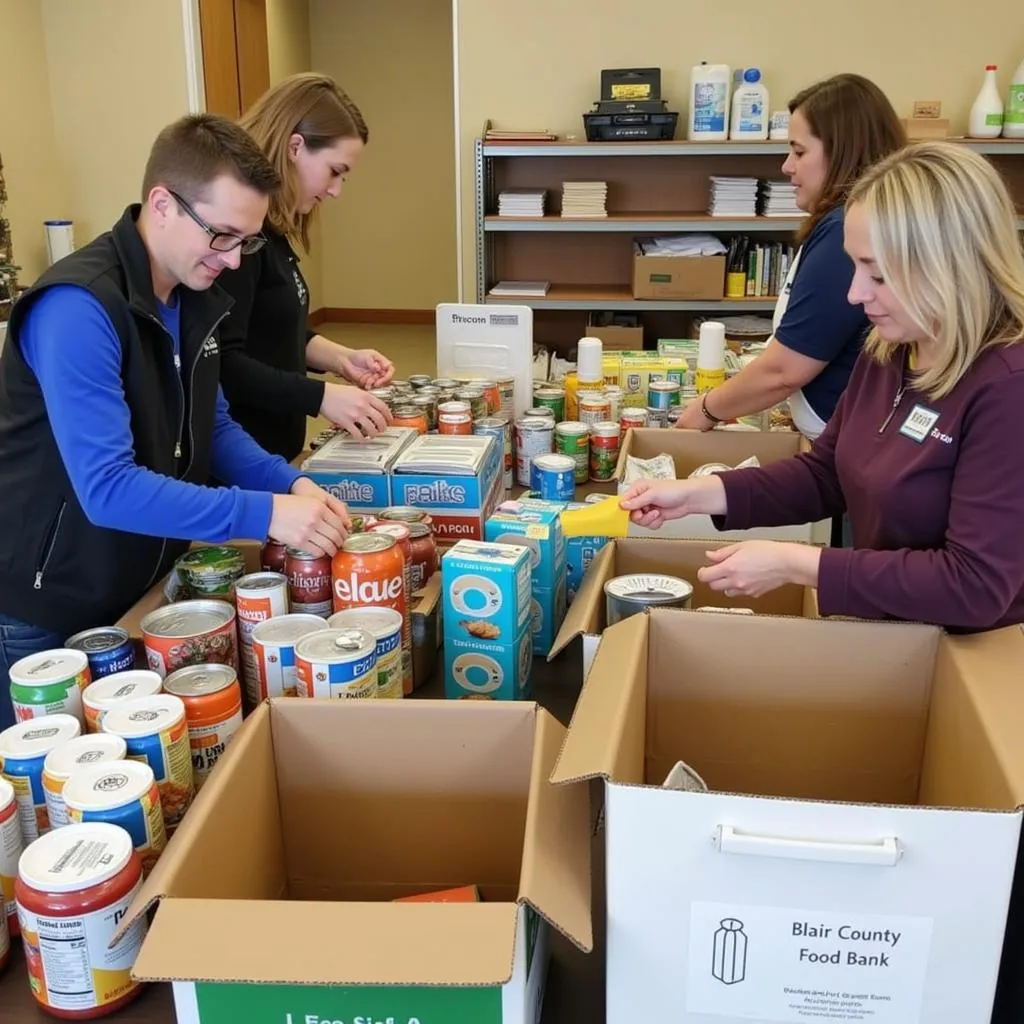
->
<box><xmin>0</xmin><ymin>114</ymin><xmax>350</xmax><ymax>730</ymax></box>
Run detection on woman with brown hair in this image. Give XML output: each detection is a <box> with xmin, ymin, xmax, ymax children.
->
<box><xmin>675</xmin><ymin>74</ymin><xmax>905</xmax><ymax>440</ymax></box>
<box><xmin>218</xmin><ymin>72</ymin><xmax>394</xmax><ymax>461</ymax></box>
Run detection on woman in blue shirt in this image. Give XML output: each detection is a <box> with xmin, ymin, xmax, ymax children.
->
<box><xmin>675</xmin><ymin>74</ymin><xmax>905</xmax><ymax>439</ymax></box>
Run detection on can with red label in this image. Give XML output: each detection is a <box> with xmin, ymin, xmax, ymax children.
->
<box><xmin>260</xmin><ymin>539</ymin><xmax>288</xmax><ymax>574</ymax></box>
<box><xmin>286</xmin><ymin>548</ymin><xmax>333</xmax><ymax>619</ymax></box>
<box><xmin>140</xmin><ymin>600</ymin><xmax>238</xmax><ymax>678</ymax></box>
<box><xmin>235</xmin><ymin>571</ymin><xmax>289</xmax><ymax>710</ymax></box>
<box><xmin>438</xmin><ymin>401</ymin><xmax>473</xmax><ymax>435</ymax></box>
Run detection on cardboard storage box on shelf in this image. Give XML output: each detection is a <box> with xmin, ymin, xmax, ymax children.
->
<box><xmin>115</xmin><ymin>541</ymin><xmax>444</xmax><ymax>692</ymax></box>
<box><xmin>549</xmin><ymin>537</ymin><xmax>818</xmax><ymax>679</ymax></box>
<box><xmin>615</xmin><ymin>427</ymin><xmax>831</xmax><ymax>542</ymax></box>
<box><xmin>121</xmin><ymin>699</ymin><xmax>593</xmax><ymax>1024</ymax></box>
<box><xmin>585</xmin><ymin>315</ymin><xmax>644</xmax><ymax>352</ymax></box>
<box><xmin>632</xmin><ymin>244</ymin><xmax>726</xmax><ymax>301</ymax></box>
<box><xmin>552</xmin><ymin>611</ymin><xmax>1024</xmax><ymax>1024</ymax></box>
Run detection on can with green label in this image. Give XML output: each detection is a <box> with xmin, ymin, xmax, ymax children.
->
<box><xmin>533</xmin><ymin>387</ymin><xmax>566</xmax><ymax>422</ymax></box>
<box><xmin>176</xmin><ymin>546</ymin><xmax>247</xmax><ymax>600</ymax></box>
<box><xmin>555</xmin><ymin>421</ymin><xmax>590</xmax><ymax>484</ymax></box>
<box><xmin>9</xmin><ymin>648</ymin><xmax>91</xmax><ymax>725</ymax></box>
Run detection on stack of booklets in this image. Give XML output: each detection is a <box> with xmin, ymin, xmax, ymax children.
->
<box><xmin>488</xmin><ymin>280</ymin><xmax>550</xmax><ymax>297</ymax></box>
<box><xmin>708</xmin><ymin>176</ymin><xmax>759</xmax><ymax>217</ymax></box>
<box><xmin>561</xmin><ymin>180</ymin><xmax>608</xmax><ymax>218</ymax></box>
<box><xmin>497</xmin><ymin>189</ymin><xmax>546</xmax><ymax>217</ymax></box>
<box><xmin>484</xmin><ymin>127</ymin><xmax>557</xmax><ymax>142</ymax></box>
<box><xmin>758</xmin><ymin>180</ymin><xmax>803</xmax><ymax>217</ymax></box>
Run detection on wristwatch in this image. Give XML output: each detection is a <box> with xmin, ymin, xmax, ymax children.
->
<box><xmin>701</xmin><ymin>393</ymin><xmax>724</xmax><ymax>426</ymax></box>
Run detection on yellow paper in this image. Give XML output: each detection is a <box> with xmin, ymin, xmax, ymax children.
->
<box><xmin>560</xmin><ymin>496</ymin><xmax>630</xmax><ymax>538</ymax></box>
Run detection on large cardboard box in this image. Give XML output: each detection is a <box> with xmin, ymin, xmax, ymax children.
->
<box><xmin>632</xmin><ymin>245</ymin><xmax>726</xmax><ymax>301</ymax></box>
<box><xmin>615</xmin><ymin>427</ymin><xmax>831</xmax><ymax>542</ymax></box>
<box><xmin>549</xmin><ymin>538</ymin><xmax>818</xmax><ymax>678</ymax></box>
<box><xmin>552</xmin><ymin>611</ymin><xmax>1024</xmax><ymax>1024</ymax></box>
<box><xmin>121</xmin><ymin>699</ymin><xmax>593</xmax><ymax>1024</ymax></box>
<box><xmin>585</xmin><ymin>316</ymin><xmax>644</xmax><ymax>352</ymax></box>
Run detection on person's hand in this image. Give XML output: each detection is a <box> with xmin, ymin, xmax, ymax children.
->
<box><xmin>674</xmin><ymin>398</ymin><xmax>716</xmax><ymax>431</ymax></box>
<box><xmin>337</xmin><ymin>349</ymin><xmax>395</xmax><ymax>389</ymax></box>
<box><xmin>290</xmin><ymin>476</ymin><xmax>351</xmax><ymax>527</ymax></box>
<box><xmin>698</xmin><ymin>541</ymin><xmax>821</xmax><ymax>598</ymax></box>
<box><xmin>321</xmin><ymin>382</ymin><xmax>392</xmax><ymax>439</ymax></box>
<box><xmin>618</xmin><ymin>476</ymin><xmax>727</xmax><ymax>529</ymax></box>
<box><xmin>267</xmin><ymin>479</ymin><xmax>351</xmax><ymax>557</ymax></box>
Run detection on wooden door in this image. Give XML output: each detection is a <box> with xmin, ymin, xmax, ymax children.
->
<box><xmin>198</xmin><ymin>0</ymin><xmax>270</xmax><ymax>119</ymax></box>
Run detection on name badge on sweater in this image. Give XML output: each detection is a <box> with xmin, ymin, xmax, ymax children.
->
<box><xmin>899</xmin><ymin>404</ymin><xmax>940</xmax><ymax>443</ymax></box>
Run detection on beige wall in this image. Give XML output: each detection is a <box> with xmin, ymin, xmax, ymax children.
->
<box><xmin>0</xmin><ymin>0</ymin><xmax>68</xmax><ymax>283</ymax></box>
<box><xmin>310</xmin><ymin>0</ymin><xmax>457</xmax><ymax>310</ymax></box>
<box><xmin>40</xmin><ymin>0</ymin><xmax>191</xmax><ymax>247</ymax></box>
<box><xmin>456</xmin><ymin>0</ymin><xmax>1024</xmax><ymax>298</ymax></box>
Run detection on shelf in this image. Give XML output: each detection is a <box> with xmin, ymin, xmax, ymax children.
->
<box><xmin>485</xmin><ymin>213</ymin><xmax>804</xmax><ymax>233</ymax></box>
<box><xmin>484</xmin><ymin>284</ymin><xmax>778</xmax><ymax>312</ymax></box>
<box><xmin>482</xmin><ymin>139</ymin><xmax>1024</xmax><ymax>157</ymax></box>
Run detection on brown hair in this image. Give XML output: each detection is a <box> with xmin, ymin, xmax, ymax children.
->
<box><xmin>788</xmin><ymin>74</ymin><xmax>905</xmax><ymax>240</ymax></box>
<box><xmin>141</xmin><ymin>113</ymin><xmax>280</xmax><ymax>203</ymax></box>
<box><xmin>240</xmin><ymin>72</ymin><xmax>368</xmax><ymax>250</ymax></box>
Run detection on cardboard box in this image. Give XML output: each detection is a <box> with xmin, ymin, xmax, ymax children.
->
<box><xmin>615</xmin><ymin>428</ymin><xmax>831</xmax><ymax>542</ymax></box>
<box><xmin>552</xmin><ymin>611</ymin><xmax>1024</xmax><ymax>1024</ymax></box>
<box><xmin>585</xmin><ymin>317</ymin><xmax>644</xmax><ymax>352</ymax></box>
<box><xmin>122</xmin><ymin>699</ymin><xmax>592</xmax><ymax>1023</ymax></box>
<box><xmin>633</xmin><ymin>245</ymin><xmax>726</xmax><ymax>301</ymax></box>
<box><xmin>550</xmin><ymin>538</ymin><xmax>818</xmax><ymax>678</ymax></box>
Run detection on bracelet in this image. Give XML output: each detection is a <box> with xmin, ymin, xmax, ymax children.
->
<box><xmin>701</xmin><ymin>392</ymin><xmax>724</xmax><ymax>425</ymax></box>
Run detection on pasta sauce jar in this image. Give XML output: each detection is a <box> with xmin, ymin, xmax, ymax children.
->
<box><xmin>16</xmin><ymin>822</ymin><xmax>148</xmax><ymax>1018</ymax></box>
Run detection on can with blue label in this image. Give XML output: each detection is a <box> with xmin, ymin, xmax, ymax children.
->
<box><xmin>65</xmin><ymin>626</ymin><xmax>136</xmax><ymax>679</ymax></box>
<box><xmin>294</xmin><ymin>628</ymin><xmax>377</xmax><ymax>699</ymax></box>
<box><xmin>530</xmin><ymin>454</ymin><xmax>576</xmax><ymax>502</ymax></box>
<box><xmin>648</xmin><ymin>379</ymin><xmax>681</xmax><ymax>412</ymax></box>
<box><xmin>64</xmin><ymin>759</ymin><xmax>167</xmax><ymax>877</ymax></box>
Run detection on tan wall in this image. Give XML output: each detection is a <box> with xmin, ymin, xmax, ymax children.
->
<box><xmin>309</xmin><ymin>0</ymin><xmax>458</xmax><ymax>311</ymax></box>
<box><xmin>456</xmin><ymin>0</ymin><xmax>1024</xmax><ymax>299</ymax></box>
<box><xmin>0</xmin><ymin>0</ymin><xmax>68</xmax><ymax>283</ymax></box>
<box><xmin>40</xmin><ymin>0</ymin><xmax>191</xmax><ymax>247</ymax></box>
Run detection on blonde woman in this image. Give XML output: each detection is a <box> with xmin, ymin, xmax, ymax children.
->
<box><xmin>621</xmin><ymin>142</ymin><xmax>1024</xmax><ymax>632</ymax></box>
<box><xmin>218</xmin><ymin>73</ymin><xmax>394</xmax><ymax>461</ymax></box>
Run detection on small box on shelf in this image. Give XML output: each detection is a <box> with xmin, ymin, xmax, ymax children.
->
<box><xmin>632</xmin><ymin>246</ymin><xmax>726</xmax><ymax>301</ymax></box>
<box><xmin>585</xmin><ymin>313</ymin><xmax>644</xmax><ymax>351</ymax></box>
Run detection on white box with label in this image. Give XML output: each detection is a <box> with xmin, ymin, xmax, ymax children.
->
<box><xmin>552</xmin><ymin>611</ymin><xmax>1024</xmax><ymax>1024</ymax></box>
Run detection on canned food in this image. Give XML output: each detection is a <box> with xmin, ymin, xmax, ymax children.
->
<box><xmin>42</xmin><ymin>733</ymin><xmax>127</xmax><ymax>831</ymax></box>
<box><xmin>604</xmin><ymin>574</ymin><xmax>693</xmax><ymax>625</ymax></box>
<box><xmin>286</xmin><ymin>548</ymin><xmax>333</xmax><ymax>618</ymax></box>
<box><xmin>515</xmin><ymin>416</ymin><xmax>555</xmax><ymax>487</ymax></box>
<box><xmin>578</xmin><ymin>391</ymin><xmax>611</xmax><ymax>427</ymax></box>
<box><xmin>407</xmin><ymin>522</ymin><xmax>439</xmax><ymax>593</ymax></box>
<box><xmin>497</xmin><ymin>376</ymin><xmax>516</xmax><ymax>418</ymax></box>
<box><xmin>589</xmin><ymin>421</ymin><xmax>622</xmax><ymax>482</ymax></box>
<box><xmin>408</xmin><ymin>374</ymin><xmax>433</xmax><ymax>390</ymax></box>
<box><xmin>295</xmin><ymin>628</ymin><xmax>377</xmax><ymax>699</ymax></box>
<box><xmin>162</xmin><ymin>664</ymin><xmax>243</xmax><ymax>790</ymax></box>
<box><xmin>348</xmin><ymin>514</ymin><xmax>379</xmax><ymax>534</ymax></box>
<box><xmin>646</xmin><ymin>406</ymin><xmax>668</xmax><ymax>428</ymax></box>
<box><xmin>454</xmin><ymin>387</ymin><xmax>488</xmax><ymax>421</ymax></box>
<box><xmin>531</xmin><ymin>454</ymin><xmax>576</xmax><ymax>501</ymax></box>
<box><xmin>620</xmin><ymin>408</ymin><xmax>648</xmax><ymax>432</ymax></box>
<box><xmin>409</xmin><ymin>394</ymin><xmax>438</xmax><ymax>431</ymax></box>
<box><xmin>391</xmin><ymin>379</ymin><xmax>413</xmax><ymax>393</ymax></box>
<box><xmin>604</xmin><ymin>385</ymin><xmax>624</xmax><ymax>423</ymax></box>
<box><xmin>369</xmin><ymin>523</ymin><xmax>414</xmax><ymax>687</ymax></box>
<box><xmin>101</xmin><ymin>695</ymin><xmax>194</xmax><ymax>830</ymax></box>
<box><xmin>533</xmin><ymin>387</ymin><xmax>566</xmax><ymax>422</ymax></box>
<box><xmin>141</xmin><ymin>599</ymin><xmax>238</xmax><ymax>677</ymax></box>
<box><xmin>528</xmin><ymin>406</ymin><xmax>557</xmax><ymax>422</ymax></box>
<box><xmin>379</xmin><ymin>506</ymin><xmax>434</xmax><ymax>529</ymax></box>
<box><xmin>0</xmin><ymin>715</ymin><xmax>81</xmax><ymax>845</ymax></box>
<box><xmin>438</xmin><ymin>401</ymin><xmax>473</xmax><ymax>435</ymax></box>
<box><xmin>15</xmin><ymin>823</ymin><xmax>147</xmax><ymax>1017</ymax></box>
<box><xmin>432</xmin><ymin>377</ymin><xmax>460</xmax><ymax>391</ymax></box>
<box><xmin>260</xmin><ymin>539</ymin><xmax>288</xmax><ymax>574</ymax></box>
<box><xmin>250</xmin><ymin>613</ymin><xmax>330</xmax><ymax>701</ymax></box>
<box><xmin>474</xmin><ymin>416</ymin><xmax>513</xmax><ymax>490</ymax></box>
<box><xmin>464</xmin><ymin>379</ymin><xmax>501</xmax><ymax>416</ymax></box>
<box><xmin>235</xmin><ymin>571</ymin><xmax>290</xmax><ymax>649</ymax></box>
<box><xmin>554</xmin><ymin>421</ymin><xmax>590</xmax><ymax>485</ymax></box>
<box><xmin>8</xmin><ymin>649</ymin><xmax>90</xmax><ymax>726</ymax></box>
<box><xmin>667</xmin><ymin>403</ymin><xmax>685</xmax><ymax>427</ymax></box>
<box><xmin>0</xmin><ymin>777</ymin><xmax>20</xmax><ymax>937</ymax></box>
<box><xmin>370</xmin><ymin>387</ymin><xmax>395</xmax><ymax>405</ymax></box>
<box><xmin>64</xmin><ymin>760</ymin><xmax>167</xmax><ymax>877</ymax></box>
<box><xmin>648</xmin><ymin>379</ymin><xmax>681</xmax><ymax>411</ymax></box>
<box><xmin>391</xmin><ymin>405</ymin><xmax>429</xmax><ymax>434</ymax></box>
<box><xmin>328</xmin><ymin>608</ymin><xmax>404</xmax><ymax>699</ymax></box>
<box><xmin>65</xmin><ymin>627</ymin><xmax>135</xmax><ymax>680</ymax></box>
<box><xmin>175</xmin><ymin>545</ymin><xmax>246</xmax><ymax>600</ymax></box>
<box><xmin>333</xmin><ymin>533</ymin><xmax>412</xmax><ymax>694</ymax></box>
<box><xmin>82</xmin><ymin>670</ymin><xmax>163</xmax><ymax>734</ymax></box>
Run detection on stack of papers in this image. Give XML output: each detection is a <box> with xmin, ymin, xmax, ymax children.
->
<box><xmin>485</xmin><ymin>127</ymin><xmax>557</xmax><ymax>142</ymax></box>
<box><xmin>759</xmin><ymin>180</ymin><xmax>804</xmax><ymax>217</ymax></box>
<box><xmin>636</xmin><ymin>234</ymin><xmax>728</xmax><ymax>257</ymax></box>
<box><xmin>488</xmin><ymin>280</ymin><xmax>550</xmax><ymax>297</ymax></box>
<box><xmin>708</xmin><ymin>176</ymin><xmax>759</xmax><ymax>217</ymax></box>
<box><xmin>497</xmin><ymin>189</ymin><xmax>546</xmax><ymax>217</ymax></box>
<box><xmin>562</xmin><ymin>181</ymin><xmax>608</xmax><ymax>218</ymax></box>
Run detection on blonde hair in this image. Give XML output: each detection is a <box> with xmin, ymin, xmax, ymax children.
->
<box><xmin>849</xmin><ymin>141</ymin><xmax>1024</xmax><ymax>399</ymax></box>
<box><xmin>240</xmin><ymin>72</ymin><xmax>367</xmax><ymax>251</ymax></box>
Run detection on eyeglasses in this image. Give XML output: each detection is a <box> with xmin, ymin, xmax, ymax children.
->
<box><xmin>168</xmin><ymin>190</ymin><xmax>266</xmax><ymax>255</ymax></box>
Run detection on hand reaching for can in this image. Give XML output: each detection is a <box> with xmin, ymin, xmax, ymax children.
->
<box><xmin>320</xmin><ymin>382</ymin><xmax>392</xmax><ymax>439</ymax></box>
<box><xmin>269</xmin><ymin>479</ymin><xmax>351</xmax><ymax>556</ymax></box>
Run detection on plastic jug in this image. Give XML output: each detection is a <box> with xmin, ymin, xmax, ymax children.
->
<box><xmin>688</xmin><ymin>62</ymin><xmax>731</xmax><ymax>142</ymax></box>
<box><xmin>969</xmin><ymin>65</ymin><xmax>1004</xmax><ymax>139</ymax></box>
<box><xmin>1004</xmin><ymin>58</ymin><xmax>1024</xmax><ymax>138</ymax></box>
<box><xmin>730</xmin><ymin>68</ymin><xmax>769</xmax><ymax>141</ymax></box>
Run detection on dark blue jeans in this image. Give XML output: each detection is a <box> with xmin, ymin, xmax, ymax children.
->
<box><xmin>0</xmin><ymin>613</ymin><xmax>66</xmax><ymax>732</ymax></box>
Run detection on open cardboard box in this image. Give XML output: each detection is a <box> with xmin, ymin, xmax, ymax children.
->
<box><xmin>614</xmin><ymin>428</ymin><xmax>832</xmax><ymax>543</ymax></box>
<box><xmin>115</xmin><ymin>540</ymin><xmax>443</xmax><ymax>691</ymax></box>
<box><xmin>119</xmin><ymin>699</ymin><xmax>592</xmax><ymax>1024</ymax></box>
<box><xmin>549</xmin><ymin>538</ymin><xmax>819</xmax><ymax>679</ymax></box>
<box><xmin>552</xmin><ymin>610</ymin><xmax>1024</xmax><ymax>1024</ymax></box>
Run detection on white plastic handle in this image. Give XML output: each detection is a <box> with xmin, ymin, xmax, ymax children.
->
<box><xmin>715</xmin><ymin>825</ymin><xmax>901</xmax><ymax>867</ymax></box>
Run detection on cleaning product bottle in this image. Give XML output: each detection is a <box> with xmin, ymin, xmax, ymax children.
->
<box><xmin>1003</xmin><ymin>57</ymin><xmax>1024</xmax><ymax>138</ymax></box>
<box><xmin>730</xmin><ymin>68</ymin><xmax>769</xmax><ymax>141</ymax></box>
<box><xmin>688</xmin><ymin>62</ymin><xmax>731</xmax><ymax>142</ymax></box>
<box><xmin>969</xmin><ymin>65</ymin><xmax>1004</xmax><ymax>139</ymax></box>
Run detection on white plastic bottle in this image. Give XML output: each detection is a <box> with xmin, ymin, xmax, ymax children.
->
<box><xmin>688</xmin><ymin>62</ymin><xmax>731</xmax><ymax>142</ymax></box>
<box><xmin>969</xmin><ymin>65</ymin><xmax>1004</xmax><ymax>139</ymax></box>
<box><xmin>1003</xmin><ymin>58</ymin><xmax>1024</xmax><ymax>138</ymax></box>
<box><xmin>730</xmin><ymin>68</ymin><xmax>769</xmax><ymax>141</ymax></box>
